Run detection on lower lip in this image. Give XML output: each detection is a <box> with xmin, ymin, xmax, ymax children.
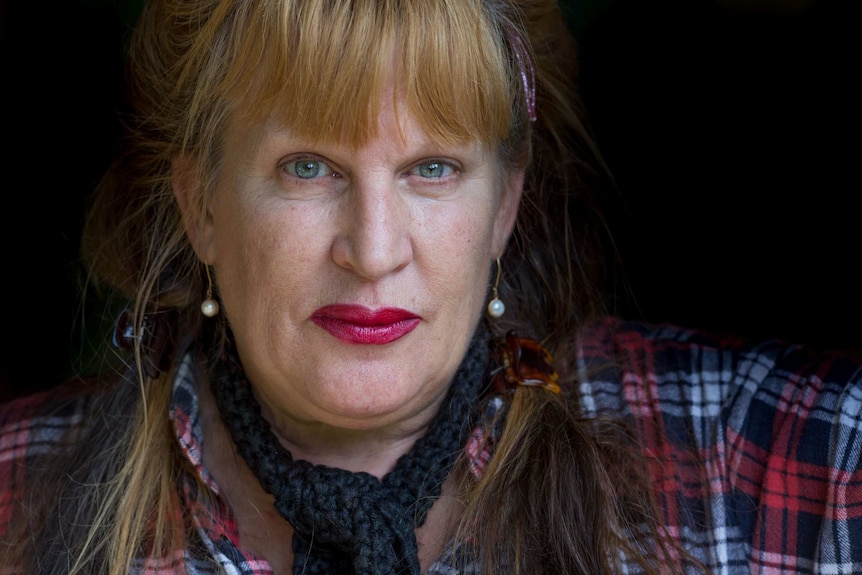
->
<box><xmin>311</xmin><ymin>315</ymin><xmax>420</xmax><ymax>345</ymax></box>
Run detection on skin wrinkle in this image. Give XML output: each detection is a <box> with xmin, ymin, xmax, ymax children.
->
<box><xmin>179</xmin><ymin>86</ymin><xmax>522</xmax><ymax>480</ymax></box>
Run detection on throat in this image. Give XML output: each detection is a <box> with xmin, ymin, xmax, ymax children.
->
<box><xmin>265</xmin><ymin>422</ymin><xmax>435</xmax><ymax>478</ymax></box>
<box><xmin>199</xmin><ymin>376</ymin><xmax>461</xmax><ymax>573</ymax></box>
<box><xmin>201</xmin><ymin>324</ymin><xmax>489</xmax><ymax>574</ymax></box>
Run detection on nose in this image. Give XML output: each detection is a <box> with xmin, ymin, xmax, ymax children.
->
<box><xmin>331</xmin><ymin>179</ymin><xmax>413</xmax><ymax>280</ymax></box>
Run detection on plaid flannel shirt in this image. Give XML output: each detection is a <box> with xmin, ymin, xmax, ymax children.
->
<box><xmin>2</xmin><ymin>317</ymin><xmax>861</xmax><ymax>573</ymax></box>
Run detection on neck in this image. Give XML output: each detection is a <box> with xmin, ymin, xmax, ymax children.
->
<box><xmin>253</xmin><ymin>390</ymin><xmax>451</xmax><ymax>478</ymax></box>
<box><xmin>203</xmin><ymin>324</ymin><xmax>490</xmax><ymax>575</ymax></box>
<box><xmin>198</xmin><ymin>381</ymin><xmax>462</xmax><ymax>573</ymax></box>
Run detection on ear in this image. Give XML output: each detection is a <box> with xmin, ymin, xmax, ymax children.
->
<box><xmin>491</xmin><ymin>169</ymin><xmax>524</xmax><ymax>257</ymax></box>
<box><xmin>172</xmin><ymin>155</ymin><xmax>217</xmax><ymax>264</ymax></box>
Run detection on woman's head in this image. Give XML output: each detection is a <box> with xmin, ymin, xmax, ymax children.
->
<box><xmin>82</xmin><ymin>0</ymin><xmax>614</xmax><ymax>367</ymax></box>
<box><xmin>174</xmin><ymin>93</ymin><xmax>520</xmax><ymax>431</ymax></box>
<box><xmin>31</xmin><ymin>4</ymin><xmax>660</xmax><ymax>573</ymax></box>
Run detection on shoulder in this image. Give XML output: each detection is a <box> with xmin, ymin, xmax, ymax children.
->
<box><xmin>0</xmin><ymin>376</ymin><xmax>116</xmax><ymax>530</ymax></box>
<box><xmin>572</xmin><ymin>315</ymin><xmax>862</xmax><ymax>430</ymax></box>
<box><xmin>575</xmin><ymin>315</ymin><xmax>862</xmax><ymax>390</ymax></box>
<box><xmin>1</xmin><ymin>375</ymin><xmax>104</xmax><ymax>418</ymax></box>
<box><xmin>573</xmin><ymin>317</ymin><xmax>862</xmax><ymax>570</ymax></box>
<box><xmin>1</xmin><ymin>376</ymin><xmax>111</xmax><ymax>467</ymax></box>
<box><xmin>573</xmin><ymin>316</ymin><xmax>862</xmax><ymax>472</ymax></box>
<box><xmin>571</xmin><ymin>317</ymin><xmax>756</xmax><ymax>412</ymax></box>
<box><xmin>575</xmin><ymin>315</ymin><xmax>766</xmax><ymax>363</ymax></box>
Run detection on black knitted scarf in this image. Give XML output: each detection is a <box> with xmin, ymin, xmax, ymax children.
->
<box><xmin>211</xmin><ymin>324</ymin><xmax>491</xmax><ymax>575</ymax></box>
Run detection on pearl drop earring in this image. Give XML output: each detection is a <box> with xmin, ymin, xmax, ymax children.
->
<box><xmin>486</xmin><ymin>258</ymin><xmax>505</xmax><ymax>318</ymax></box>
<box><xmin>201</xmin><ymin>265</ymin><xmax>220</xmax><ymax>318</ymax></box>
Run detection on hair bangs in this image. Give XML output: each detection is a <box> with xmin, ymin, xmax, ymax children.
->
<box><xmin>219</xmin><ymin>0</ymin><xmax>513</xmax><ymax>148</ymax></box>
<box><xmin>397</xmin><ymin>0</ymin><xmax>513</xmax><ymax>147</ymax></box>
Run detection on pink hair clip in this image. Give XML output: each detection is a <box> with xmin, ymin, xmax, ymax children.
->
<box><xmin>508</xmin><ymin>28</ymin><xmax>537</xmax><ymax>122</ymax></box>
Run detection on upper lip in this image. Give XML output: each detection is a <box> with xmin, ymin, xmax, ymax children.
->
<box><xmin>311</xmin><ymin>304</ymin><xmax>420</xmax><ymax>324</ymax></box>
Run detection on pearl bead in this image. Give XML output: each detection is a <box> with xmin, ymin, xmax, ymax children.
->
<box><xmin>487</xmin><ymin>298</ymin><xmax>505</xmax><ymax>318</ymax></box>
<box><xmin>201</xmin><ymin>298</ymin><xmax>220</xmax><ymax>317</ymax></box>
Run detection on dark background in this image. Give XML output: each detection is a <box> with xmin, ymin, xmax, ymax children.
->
<box><xmin>1</xmin><ymin>0</ymin><xmax>859</xmax><ymax>400</ymax></box>
<box><xmin>571</xmin><ymin>0</ymin><xmax>859</xmax><ymax>353</ymax></box>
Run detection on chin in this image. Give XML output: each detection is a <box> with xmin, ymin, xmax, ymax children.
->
<box><xmin>308</xmin><ymin>375</ymin><xmax>434</xmax><ymax>428</ymax></box>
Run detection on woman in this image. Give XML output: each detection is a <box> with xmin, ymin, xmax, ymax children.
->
<box><xmin>1</xmin><ymin>0</ymin><xmax>860</xmax><ymax>574</ymax></box>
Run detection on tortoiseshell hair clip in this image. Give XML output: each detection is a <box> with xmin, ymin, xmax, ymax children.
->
<box><xmin>491</xmin><ymin>330</ymin><xmax>561</xmax><ymax>395</ymax></box>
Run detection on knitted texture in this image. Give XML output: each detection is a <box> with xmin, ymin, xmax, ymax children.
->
<box><xmin>212</xmin><ymin>325</ymin><xmax>491</xmax><ymax>575</ymax></box>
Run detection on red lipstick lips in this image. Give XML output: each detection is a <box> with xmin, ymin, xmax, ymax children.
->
<box><xmin>311</xmin><ymin>305</ymin><xmax>420</xmax><ymax>345</ymax></box>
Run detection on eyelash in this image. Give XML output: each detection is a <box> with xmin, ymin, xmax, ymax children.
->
<box><xmin>409</xmin><ymin>160</ymin><xmax>456</xmax><ymax>180</ymax></box>
<box><xmin>280</xmin><ymin>157</ymin><xmax>338</xmax><ymax>180</ymax></box>
<box><xmin>279</xmin><ymin>157</ymin><xmax>460</xmax><ymax>183</ymax></box>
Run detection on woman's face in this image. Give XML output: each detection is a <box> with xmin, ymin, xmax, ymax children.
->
<box><xmin>178</xmin><ymin>96</ymin><xmax>521</xmax><ymax>435</ymax></box>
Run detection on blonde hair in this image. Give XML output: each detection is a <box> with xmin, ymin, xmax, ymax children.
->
<box><xmin>4</xmin><ymin>0</ymin><xmax>698</xmax><ymax>573</ymax></box>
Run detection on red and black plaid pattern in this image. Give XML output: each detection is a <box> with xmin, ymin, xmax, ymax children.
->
<box><xmin>2</xmin><ymin>319</ymin><xmax>861</xmax><ymax>573</ymax></box>
<box><xmin>576</xmin><ymin>317</ymin><xmax>862</xmax><ymax>574</ymax></box>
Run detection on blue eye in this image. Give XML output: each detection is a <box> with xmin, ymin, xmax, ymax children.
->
<box><xmin>413</xmin><ymin>161</ymin><xmax>453</xmax><ymax>179</ymax></box>
<box><xmin>284</xmin><ymin>159</ymin><xmax>333</xmax><ymax>179</ymax></box>
<box><xmin>295</xmin><ymin>161</ymin><xmax>321</xmax><ymax>178</ymax></box>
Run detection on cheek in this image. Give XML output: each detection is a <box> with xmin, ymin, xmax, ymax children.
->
<box><xmin>209</xmin><ymin>200</ymin><xmax>295</xmax><ymax>317</ymax></box>
<box><xmin>421</xmin><ymin>203</ymin><xmax>496</xmax><ymax>298</ymax></box>
<box><xmin>216</xmin><ymin>199</ymin><xmax>341</xmax><ymax>307</ymax></box>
